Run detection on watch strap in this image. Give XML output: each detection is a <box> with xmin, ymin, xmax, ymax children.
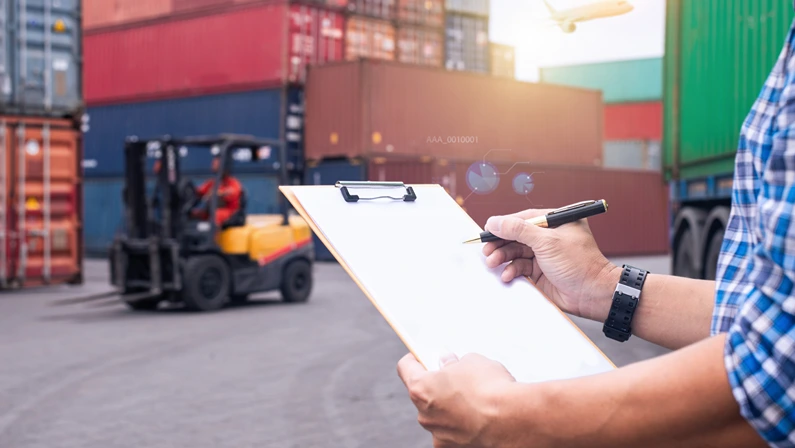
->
<box><xmin>602</xmin><ymin>265</ymin><xmax>648</xmax><ymax>342</ymax></box>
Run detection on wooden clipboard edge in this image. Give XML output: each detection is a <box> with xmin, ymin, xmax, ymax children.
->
<box><xmin>280</xmin><ymin>185</ymin><xmax>430</xmax><ymax>370</ymax></box>
<box><xmin>281</xmin><ymin>184</ymin><xmax>616</xmax><ymax>371</ymax></box>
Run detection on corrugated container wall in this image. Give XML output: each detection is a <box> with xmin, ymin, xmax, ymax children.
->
<box><xmin>83</xmin><ymin>0</ymin><xmax>171</xmax><ymax>30</ymax></box>
<box><xmin>444</xmin><ymin>0</ymin><xmax>488</xmax><ymax>16</ymax></box>
<box><xmin>83</xmin><ymin>88</ymin><xmax>305</xmax><ymax>178</ymax></box>
<box><xmin>396</xmin><ymin>26</ymin><xmax>444</xmax><ymax>67</ymax></box>
<box><xmin>347</xmin><ymin>0</ymin><xmax>395</xmax><ymax>20</ymax></box>
<box><xmin>305</xmin><ymin>60</ymin><xmax>603</xmax><ymax>165</ymax></box>
<box><xmin>604</xmin><ymin>101</ymin><xmax>662</xmax><ymax>140</ymax></box>
<box><xmin>397</xmin><ymin>0</ymin><xmax>444</xmax><ymax>27</ymax></box>
<box><xmin>603</xmin><ymin>140</ymin><xmax>661</xmax><ymax>172</ymax></box>
<box><xmin>489</xmin><ymin>42</ymin><xmax>515</xmax><ymax>79</ymax></box>
<box><xmin>540</xmin><ymin>58</ymin><xmax>662</xmax><ymax>104</ymax></box>
<box><xmin>445</xmin><ymin>13</ymin><xmax>489</xmax><ymax>73</ymax></box>
<box><xmin>663</xmin><ymin>0</ymin><xmax>794</xmax><ymax>180</ymax></box>
<box><xmin>1</xmin><ymin>0</ymin><xmax>82</xmax><ymax>117</ymax></box>
<box><xmin>1</xmin><ymin>115</ymin><xmax>82</xmax><ymax>289</ymax></box>
<box><xmin>83</xmin><ymin>174</ymin><xmax>281</xmax><ymax>255</ymax></box>
<box><xmin>345</xmin><ymin>17</ymin><xmax>396</xmax><ymax>61</ymax></box>
<box><xmin>84</xmin><ymin>3</ymin><xmax>345</xmax><ymax>105</ymax></box>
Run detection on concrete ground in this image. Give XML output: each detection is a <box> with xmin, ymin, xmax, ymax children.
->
<box><xmin>0</xmin><ymin>255</ymin><xmax>670</xmax><ymax>448</ymax></box>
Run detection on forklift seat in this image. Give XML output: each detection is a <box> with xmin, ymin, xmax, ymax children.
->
<box><xmin>220</xmin><ymin>188</ymin><xmax>248</xmax><ymax>230</ymax></box>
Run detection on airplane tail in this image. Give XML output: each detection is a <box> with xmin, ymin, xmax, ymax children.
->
<box><xmin>542</xmin><ymin>0</ymin><xmax>556</xmax><ymax>14</ymax></box>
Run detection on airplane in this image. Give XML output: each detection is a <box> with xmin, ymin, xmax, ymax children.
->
<box><xmin>543</xmin><ymin>0</ymin><xmax>634</xmax><ymax>33</ymax></box>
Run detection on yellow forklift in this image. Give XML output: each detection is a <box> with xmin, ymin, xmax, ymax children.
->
<box><xmin>108</xmin><ymin>134</ymin><xmax>314</xmax><ymax>311</ymax></box>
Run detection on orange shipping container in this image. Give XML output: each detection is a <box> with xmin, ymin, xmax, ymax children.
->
<box><xmin>397</xmin><ymin>0</ymin><xmax>444</xmax><ymax>27</ymax></box>
<box><xmin>305</xmin><ymin>59</ymin><xmax>604</xmax><ymax>165</ymax></box>
<box><xmin>396</xmin><ymin>26</ymin><xmax>444</xmax><ymax>67</ymax></box>
<box><xmin>345</xmin><ymin>17</ymin><xmax>396</xmax><ymax>61</ymax></box>
<box><xmin>1</xmin><ymin>116</ymin><xmax>83</xmax><ymax>289</ymax></box>
<box><xmin>83</xmin><ymin>0</ymin><xmax>172</xmax><ymax>31</ymax></box>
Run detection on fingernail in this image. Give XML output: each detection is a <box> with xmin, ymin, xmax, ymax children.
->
<box><xmin>486</xmin><ymin>217</ymin><xmax>502</xmax><ymax>233</ymax></box>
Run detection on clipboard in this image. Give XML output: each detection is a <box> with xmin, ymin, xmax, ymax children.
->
<box><xmin>281</xmin><ymin>181</ymin><xmax>616</xmax><ymax>383</ymax></box>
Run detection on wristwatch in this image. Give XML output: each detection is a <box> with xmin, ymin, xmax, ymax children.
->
<box><xmin>602</xmin><ymin>265</ymin><xmax>649</xmax><ymax>342</ymax></box>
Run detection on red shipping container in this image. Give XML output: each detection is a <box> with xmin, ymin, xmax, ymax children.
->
<box><xmin>84</xmin><ymin>3</ymin><xmax>345</xmax><ymax>105</ymax></box>
<box><xmin>305</xmin><ymin>60</ymin><xmax>604</xmax><ymax>165</ymax></box>
<box><xmin>604</xmin><ymin>101</ymin><xmax>662</xmax><ymax>140</ymax></box>
<box><xmin>347</xmin><ymin>0</ymin><xmax>396</xmax><ymax>20</ymax></box>
<box><xmin>1</xmin><ymin>116</ymin><xmax>83</xmax><ymax>289</ymax></box>
<box><xmin>367</xmin><ymin>156</ymin><xmax>457</xmax><ymax>194</ymax></box>
<box><xmin>397</xmin><ymin>0</ymin><xmax>444</xmax><ymax>27</ymax></box>
<box><xmin>451</xmin><ymin>162</ymin><xmax>669</xmax><ymax>256</ymax></box>
<box><xmin>83</xmin><ymin>0</ymin><xmax>172</xmax><ymax>31</ymax></box>
<box><xmin>345</xmin><ymin>17</ymin><xmax>397</xmax><ymax>61</ymax></box>
<box><xmin>396</xmin><ymin>26</ymin><xmax>444</xmax><ymax>67</ymax></box>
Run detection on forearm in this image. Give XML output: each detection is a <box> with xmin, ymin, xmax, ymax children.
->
<box><xmin>497</xmin><ymin>334</ymin><xmax>764</xmax><ymax>448</ymax></box>
<box><xmin>585</xmin><ymin>266</ymin><xmax>716</xmax><ymax>350</ymax></box>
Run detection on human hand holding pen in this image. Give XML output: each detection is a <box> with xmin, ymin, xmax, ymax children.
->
<box><xmin>482</xmin><ymin>207</ymin><xmax>620</xmax><ymax>321</ymax></box>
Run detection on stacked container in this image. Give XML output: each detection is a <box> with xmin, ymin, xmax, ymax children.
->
<box><xmin>540</xmin><ymin>58</ymin><xmax>663</xmax><ymax>171</ymax></box>
<box><xmin>81</xmin><ymin>0</ymin><xmax>347</xmax><ymax>254</ymax></box>
<box><xmin>1</xmin><ymin>0</ymin><xmax>84</xmax><ymax>289</ymax></box>
<box><xmin>489</xmin><ymin>42</ymin><xmax>515</xmax><ymax>79</ymax></box>
<box><xmin>444</xmin><ymin>0</ymin><xmax>489</xmax><ymax>73</ymax></box>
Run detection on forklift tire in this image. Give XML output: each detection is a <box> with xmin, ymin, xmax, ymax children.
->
<box><xmin>125</xmin><ymin>299</ymin><xmax>161</xmax><ymax>311</ymax></box>
<box><xmin>281</xmin><ymin>260</ymin><xmax>312</xmax><ymax>303</ymax></box>
<box><xmin>182</xmin><ymin>255</ymin><xmax>231</xmax><ymax>312</ymax></box>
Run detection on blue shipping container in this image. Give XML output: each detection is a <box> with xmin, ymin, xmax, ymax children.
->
<box><xmin>303</xmin><ymin>160</ymin><xmax>367</xmax><ymax>261</ymax></box>
<box><xmin>83</xmin><ymin>174</ymin><xmax>282</xmax><ymax>255</ymax></box>
<box><xmin>82</xmin><ymin>87</ymin><xmax>305</xmax><ymax>178</ymax></box>
<box><xmin>1</xmin><ymin>0</ymin><xmax>82</xmax><ymax>116</ymax></box>
<box><xmin>445</xmin><ymin>13</ymin><xmax>489</xmax><ymax>74</ymax></box>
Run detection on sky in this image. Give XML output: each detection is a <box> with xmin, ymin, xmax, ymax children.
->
<box><xmin>488</xmin><ymin>0</ymin><xmax>667</xmax><ymax>81</ymax></box>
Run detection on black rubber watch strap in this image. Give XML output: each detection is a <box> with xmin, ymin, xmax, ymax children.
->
<box><xmin>602</xmin><ymin>265</ymin><xmax>648</xmax><ymax>342</ymax></box>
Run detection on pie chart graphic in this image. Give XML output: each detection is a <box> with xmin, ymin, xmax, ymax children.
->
<box><xmin>513</xmin><ymin>173</ymin><xmax>534</xmax><ymax>195</ymax></box>
<box><xmin>466</xmin><ymin>162</ymin><xmax>500</xmax><ymax>195</ymax></box>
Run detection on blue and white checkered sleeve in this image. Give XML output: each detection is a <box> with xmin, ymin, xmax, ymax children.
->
<box><xmin>724</xmin><ymin>70</ymin><xmax>795</xmax><ymax>447</ymax></box>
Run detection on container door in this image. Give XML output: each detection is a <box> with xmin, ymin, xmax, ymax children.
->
<box><xmin>0</xmin><ymin>120</ymin><xmax>9</xmax><ymax>287</ymax></box>
<box><xmin>13</xmin><ymin>0</ymin><xmax>81</xmax><ymax>115</ymax></box>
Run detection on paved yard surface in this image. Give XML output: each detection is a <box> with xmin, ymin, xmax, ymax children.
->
<box><xmin>1</xmin><ymin>256</ymin><xmax>670</xmax><ymax>448</ymax></box>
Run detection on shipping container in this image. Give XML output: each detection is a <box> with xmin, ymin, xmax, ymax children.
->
<box><xmin>1</xmin><ymin>0</ymin><xmax>83</xmax><ymax>116</ymax></box>
<box><xmin>397</xmin><ymin>0</ymin><xmax>444</xmax><ymax>27</ymax></box>
<box><xmin>664</xmin><ymin>0</ymin><xmax>795</xmax><ymax>279</ymax></box>
<box><xmin>84</xmin><ymin>3</ymin><xmax>344</xmax><ymax>105</ymax></box>
<box><xmin>1</xmin><ymin>115</ymin><xmax>82</xmax><ymax>289</ymax></box>
<box><xmin>345</xmin><ymin>17</ymin><xmax>396</xmax><ymax>61</ymax></box>
<box><xmin>347</xmin><ymin>0</ymin><xmax>395</xmax><ymax>20</ymax></box>
<box><xmin>396</xmin><ymin>26</ymin><xmax>444</xmax><ymax>67</ymax></box>
<box><xmin>305</xmin><ymin>59</ymin><xmax>603</xmax><ymax>165</ymax></box>
<box><xmin>445</xmin><ymin>13</ymin><xmax>489</xmax><ymax>73</ymax></box>
<box><xmin>604</xmin><ymin>101</ymin><xmax>662</xmax><ymax>141</ymax></box>
<box><xmin>83</xmin><ymin>174</ymin><xmax>281</xmax><ymax>255</ymax></box>
<box><xmin>602</xmin><ymin>140</ymin><xmax>661</xmax><ymax>172</ymax></box>
<box><xmin>83</xmin><ymin>88</ymin><xmax>305</xmax><ymax>178</ymax></box>
<box><xmin>540</xmin><ymin>58</ymin><xmax>662</xmax><ymax>104</ymax></box>
<box><xmin>453</xmin><ymin>162</ymin><xmax>669</xmax><ymax>256</ymax></box>
<box><xmin>444</xmin><ymin>0</ymin><xmax>488</xmax><ymax>17</ymax></box>
<box><xmin>489</xmin><ymin>42</ymin><xmax>515</xmax><ymax>79</ymax></box>
<box><xmin>83</xmin><ymin>0</ymin><xmax>171</xmax><ymax>30</ymax></box>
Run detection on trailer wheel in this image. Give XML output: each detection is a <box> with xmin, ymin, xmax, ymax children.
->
<box><xmin>182</xmin><ymin>255</ymin><xmax>231</xmax><ymax>312</ymax></box>
<box><xmin>674</xmin><ymin>228</ymin><xmax>700</xmax><ymax>279</ymax></box>
<box><xmin>703</xmin><ymin>229</ymin><xmax>725</xmax><ymax>281</ymax></box>
<box><xmin>281</xmin><ymin>260</ymin><xmax>312</xmax><ymax>303</ymax></box>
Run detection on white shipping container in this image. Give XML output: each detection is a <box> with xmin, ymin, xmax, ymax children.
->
<box><xmin>444</xmin><ymin>0</ymin><xmax>488</xmax><ymax>16</ymax></box>
<box><xmin>603</xmin><ymin>140</ymin><xmax>661</xmax><ymax>171</ymax></box>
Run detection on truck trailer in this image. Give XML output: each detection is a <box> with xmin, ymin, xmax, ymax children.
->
<box><xmin>664</xmin><ymin>0</ymin><xmax>795</xmax><ymax>279</ymax></box>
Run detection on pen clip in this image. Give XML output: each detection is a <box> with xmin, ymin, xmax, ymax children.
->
<box><xmin>548</xmin><ymin>200</ymin><xmax>597</xmax><ymax>215</ymax></box>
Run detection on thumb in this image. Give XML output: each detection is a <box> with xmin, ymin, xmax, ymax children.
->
<box><xmin>485</xmin><ymin>215</ymin><xmax>544</xmax><ymax>246</ymax></box>
<box><xmin>438</xmin><ymin>353</ymin><xmax>459</xmax><ymax>368</ymax></box>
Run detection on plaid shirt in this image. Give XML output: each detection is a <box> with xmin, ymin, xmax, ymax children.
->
<box><xmin>713</xmin><ymin>17</ymin><xmax>795</xmax><ymax>447</ymax></box>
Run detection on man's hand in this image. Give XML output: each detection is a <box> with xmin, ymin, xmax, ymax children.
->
<box><xmin>396</xmin><ymin>353</ymin><xmax>517</xmax><ymax>448</ymax></box>
<box><xmin>483</xmin><ymin>209</ymin><xmax>620</xmax><ymax>321</ymax></box>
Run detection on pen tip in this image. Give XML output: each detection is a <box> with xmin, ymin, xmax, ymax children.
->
<box><xmin>462</xmin><ymin>238</ymin><xmax>480</xmax><ymax>244</ymax></box>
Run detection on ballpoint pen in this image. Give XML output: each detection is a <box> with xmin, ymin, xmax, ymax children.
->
<box><xmin>462</xmin><ymin>199</ymin><xmax>609</xmax><ymax>244</ymax></box>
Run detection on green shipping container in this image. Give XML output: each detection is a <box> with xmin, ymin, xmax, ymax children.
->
<box><xmin>539</xmin><ymin>58</ymin><xmax>662</xmax><ymax>103</ymax></box>
<box><xmin>664</xmin><ymin>0</ymin><xmax>795</xmax><ymax>180</ymax></box>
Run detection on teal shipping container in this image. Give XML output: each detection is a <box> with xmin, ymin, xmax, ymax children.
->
<box><xmin>539</xmin><ymin>57</ymin><xmax>662</xmax><ymax>104</ymax></box>
<box><xmin>664</xmin><ymin>0</ymin><xmax>795</xmax><ymax>280</ymax></box>
<box><xmin>83</xmin><ymin>175</ymin><xmax>282</xmax><ymax>256</ymax></box>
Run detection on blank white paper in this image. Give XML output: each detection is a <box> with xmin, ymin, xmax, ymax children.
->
<box><xmin>291</xmin><ymin>184</ymin><xmax>615</xmax><ymax>383</ymax></box>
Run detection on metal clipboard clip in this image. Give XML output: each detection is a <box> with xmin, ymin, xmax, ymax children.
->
<box><xmin>335</xmin><ymin>181</ymin><xmax>418</xmax><ymax>203</ymax></box>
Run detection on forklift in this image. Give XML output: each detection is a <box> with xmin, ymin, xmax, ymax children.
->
<box><xmin>108</xmin><ymin>134</ymin><xmax>314</xmax><ymax>312</ymax></box>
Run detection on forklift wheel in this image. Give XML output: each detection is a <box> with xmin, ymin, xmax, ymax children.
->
<box><xmin>182</xmin><ymin>255</ymin><xmax>231</xmax><ymax>312</ymax></box>
<box><xmin>281</xmin><ymin>260</ymin><xmax>312</xmax><ymax>303</ymax></box>
<box><xmin>125</xmin><ymin>299</ymin><xmax>161</xmax><ymax>311</ymax></box>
